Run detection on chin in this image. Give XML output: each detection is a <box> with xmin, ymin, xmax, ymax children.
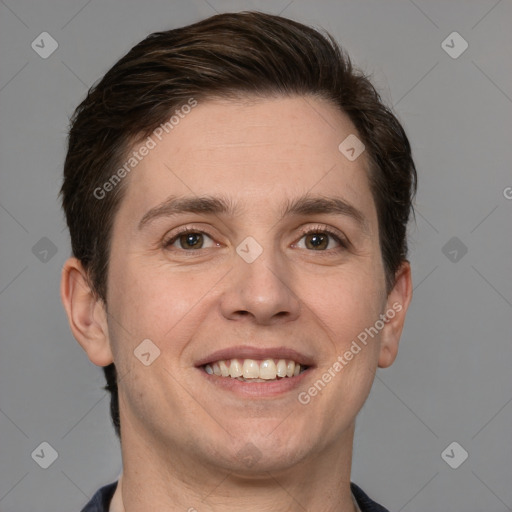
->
<box><xmin>210</xmin><ymin>426</ymin><xmax>314</xmax><ymax>475</ymax></box>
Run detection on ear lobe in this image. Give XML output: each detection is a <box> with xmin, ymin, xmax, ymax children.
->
<box><xmin>378</xmin><ymin>261</ymin><xmax>413</xmax><ymax>368</ymax></box>
<box><xmin>60</xmin><ymin>257</ymin><xmax>114</xmax><ymax>367</ymax></box>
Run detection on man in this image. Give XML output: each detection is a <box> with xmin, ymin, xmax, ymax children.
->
<box><xmin>60</xmin><ymin>11</ymin><xmax>415</xmax><ymax>511</ymax></box>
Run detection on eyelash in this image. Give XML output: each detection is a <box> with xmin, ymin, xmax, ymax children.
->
<box><xmin>162</xmin><ymin>225</ymin><xmax>349</xmax><ymax>253</ymax></box>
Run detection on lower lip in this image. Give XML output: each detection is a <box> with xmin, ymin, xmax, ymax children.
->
<box><xmin>198</xmin><ymin>367</ymin><xmax>312</xmax><ymax>398</ymax></box>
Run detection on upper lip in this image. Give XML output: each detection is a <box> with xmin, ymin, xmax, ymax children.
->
<box><xmin>195</xmin><ymin>345</ymin><xmax>315</xmax><ymax>368</ymax></box>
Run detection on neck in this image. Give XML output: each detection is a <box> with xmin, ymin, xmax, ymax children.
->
<box><xmin>110</xmin><ymin>425</ymin><xmax>358</xmax><ymax>512</ymax></box>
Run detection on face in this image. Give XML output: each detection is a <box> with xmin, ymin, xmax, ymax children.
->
<box><xmin>67</xmin><ymin>95</ymin><xmax>411</xmax><ymax>476</ymax></box>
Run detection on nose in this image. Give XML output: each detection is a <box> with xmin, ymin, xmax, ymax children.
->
<box><xmin>219</xmin><ymin>244</ymin><xmax>301</xmax><ymax>326</ymax></box>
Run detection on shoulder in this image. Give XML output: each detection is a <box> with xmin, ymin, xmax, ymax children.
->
<box><xmin>351</xmin><ymin>482</ymin><xmax>390</xmax><ymax>512</ymax></box>
<box><xmin>80</xmin><ymin>481</ymin><xmax>118</xmax><ymax>512</ymax></box>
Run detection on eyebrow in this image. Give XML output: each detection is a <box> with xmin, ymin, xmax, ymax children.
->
<box><xmin>138</xmin><ymin>194</ymin><xmax>369</xmax><ymax>233</ymax></box>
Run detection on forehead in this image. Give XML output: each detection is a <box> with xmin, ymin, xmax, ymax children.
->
<box><xmin>116</xmin><ymin>95</ymin><xmax>377</xmax><ymax>229</ymax></box>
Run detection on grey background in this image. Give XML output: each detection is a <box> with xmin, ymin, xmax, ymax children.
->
<box><xmin>1</xmin><ymin>0</ymin><xmax>511</xmax><ymax>510</ymax></box>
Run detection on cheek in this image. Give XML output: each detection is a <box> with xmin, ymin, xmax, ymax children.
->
<box><xmin>107</xmin><ymin>257</ymin><xmax>220</xmax><ymax>351</ymax></box>
<box><xmin>304</xmin><ymin>265</ymin><xmax>385</xmax><ymax>342</ymax></box>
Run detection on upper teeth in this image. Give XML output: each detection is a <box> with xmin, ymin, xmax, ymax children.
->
<box><xmin>204</xmin><ymin>359</ymin><xmax>304</xmax><ymax>380</ymax></box>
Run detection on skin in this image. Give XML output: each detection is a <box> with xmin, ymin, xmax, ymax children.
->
<box><xmin>61</xmin><ymin>95</ymin><xmax>412</xmax><ymax>512</ymax></box>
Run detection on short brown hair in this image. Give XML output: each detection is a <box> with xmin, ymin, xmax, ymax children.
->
<box><xmin>60</xmin><ymin>11</ymin><xmax>417</xmax><ymax>439</ymax></box>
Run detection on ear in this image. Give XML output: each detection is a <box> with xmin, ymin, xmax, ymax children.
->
<box><xmin>378</xmin><ymin>261</ymin><xmax>413</xmax><ymax>368</ymax></box>
<box><xmin>60</xmin><ymin>257</ymin><xmax>114</xmax><ymax>366</ymax></box>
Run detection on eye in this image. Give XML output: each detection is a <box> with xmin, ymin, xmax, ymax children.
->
<box><xmin>163</xmin><ymin>228</ymin><xmax>217</xmax><ymax>250</ymax></box>
<box><xmin>294</xmin><ymin>226</ymin><xmax>348</xmax><ymax>252</ymax></box>
<box><xmin>162</xmin><ymin>225</ymin><xmax>348</xmax><ymax>253</ymax></box>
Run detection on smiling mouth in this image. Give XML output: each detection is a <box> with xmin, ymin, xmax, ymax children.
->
<box><xmin>203</xmin><ymin>358</ymin><xmax>309</xmax><ymax>382</ymax></box>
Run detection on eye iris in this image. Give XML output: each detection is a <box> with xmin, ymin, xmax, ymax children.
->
<box><xmin>306</xmin><ymin>233</ymin><xmax>328</xmax><ymax>250</ymax></box>
<box><xmin>181</xmin><ymin>233</ymin><xmax>203</xmax><ymax>249</ymax></box>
